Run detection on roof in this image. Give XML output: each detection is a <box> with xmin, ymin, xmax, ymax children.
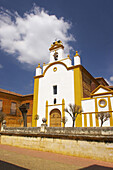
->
<box><xmin>0</xmin><ymin>88</ymin><xmax>33</xmax><ymax>97</ymax></box>
<box><xmin>95</xmin><ymin>77</ymin><xmax>109</xmax><ymax>86</ymax></box>
<box><xmin>22</xmin><ymin>94</ymin><xmax>33</xmax><ymax>97</ymax></box>
<box><xmin>0</xmin><ymin>88</ymin><xmax>22</xmax><ymax>96</ymax></box>
<box><xmin>106</xmin><ymin>86</ymin><xmax>113</xmax><ymax>90</ymax></box>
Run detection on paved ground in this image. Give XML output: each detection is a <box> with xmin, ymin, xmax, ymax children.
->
<box><xmin>0</xmin><ymin>144</ymin><xmax>113</xmax><ymax>170</ymax></box>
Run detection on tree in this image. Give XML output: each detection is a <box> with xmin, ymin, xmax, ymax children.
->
<box><xmin>64</xmin><ymin>104</ymin><xmax>82</xmax><ymax>127</ymax></box>
<box><xmin>61</xmin><ymin>116</ymin><xmax>68</xmax><ymax>126</ymax></box>
<box><xmin>19</xmin><ymin>104</ymin><xmax>28</xmax><ymax>127</ymax></box>
<box><xmin>0</xmin><ymin>111</ymin><xmax>5</xmax><ymax>123</ymax></box>
<box><xmin>96</xmin><ymin>112</ymin><xmax>111</xmax><ymax>127</ymax></box>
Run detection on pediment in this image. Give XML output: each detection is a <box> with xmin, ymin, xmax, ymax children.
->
<box><xmin>91</xmin><ymin>85</ymin><xmax>112</xmax><ymax>96</ymax></box>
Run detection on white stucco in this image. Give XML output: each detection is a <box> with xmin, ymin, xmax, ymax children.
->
<box><xmin>37</xmin><ymin>62</ymin><xmax>74</xmax><ymax>127</ymax></box>
<box><xmin>87</xmin><ymin>114</ymin><xmax>90</xmax><ymax>127</ymax></box>
<box><xmin>92</xmin><ymin>113</ymin><xmax>96</xmax><ymax>127</ymax></box>
<box><xmin>82</xmin><ymin>99</ymin><xmax>95</xmax><ymax>113</ymax></box>
<box><xmin>82</xmin><ymin>96</ymin><xmax>112</xmax><ymax>127</ymax></box>
<box><xmin>61</xmin><ymin>58</ymin><xmax>72</xmax><ymax>67</ymax></box>
<box><xmin>50</xmin><ymin>48</ymin><xmax>64</xmax><ymax>63</ymax></box>
<box><xmin>74</xmin><ymin>56</ymin><xmax>81</xmax><ymax>66</ymax></box>
<box><xmin>43</xmin><ymin>64</ymin><xmax>49</xmax><ymax>72</ymax></box>
<box><xmin>36</xmin><ymin>67</ymin><xmax>42</xmax><ymax>76</ymax></box>
<box><xmin>82</xmin><ymin>114</ymin><xmax>84</xmax><ymax>127</ymax></box>
<box><xmin>110</xmin><ymin>97</ymin><xmax>113</xmax><ymax>110</ymax></box>
<box><xmin>43</xmin><ymin>58</ymin><xmax>72</xmax><ymax>73</ymax></box>
<box><xmin>94</xmin><ymin>88</ymin><xmax>109</xmax><ymax>94</ymax></box>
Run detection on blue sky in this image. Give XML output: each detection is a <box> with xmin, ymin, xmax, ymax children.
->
<box><xmin>0</xmin><ymin>0</ymin><xmax>113</xmax><ymax>94</ymax></box>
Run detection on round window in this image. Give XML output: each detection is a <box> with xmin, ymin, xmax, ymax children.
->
<box><xmin>98</xmin><ymin>99</ymin><xmax>107</xmax><ymax>108</ymax></box>
<box><xmin>53</xmin><ymin>67</ymin><xmax>57</xmax><ymax>72</ymax></box>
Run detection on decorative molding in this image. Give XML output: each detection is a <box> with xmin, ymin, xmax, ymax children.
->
<box><xmin>53</xmin><ymin>67</ymin><xmax>57</xmax><ymax>72</ymax></box>
<box><xmin>98</xmin><ymin>98</ymin><xmax>107</xmax><ymax>108</ymax></box>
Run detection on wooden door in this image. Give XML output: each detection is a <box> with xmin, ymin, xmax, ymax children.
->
<box><xmin>50</xmin><ymin>109</ymin><xmax>61</xmax><ymax>127</ymax></box>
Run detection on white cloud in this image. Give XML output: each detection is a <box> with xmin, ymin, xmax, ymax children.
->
<box><xmin>0</xmin><ymin>6</ymin><xmax>75</xmax><ymax>65</ymax></box>
<box><xmin>0</xmin><ymin>64</ymin><xmax>3</xmax><ymax>69</ymax></box>
<box><xmin>110</xmin><ymin>76</ymin><xmax>113</xmax><ymax>82</ymax></box>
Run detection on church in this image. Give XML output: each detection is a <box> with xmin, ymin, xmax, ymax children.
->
<box><xmin>32</xmin><ymin>40</ymin><xmax>113</xmax><ymax>127</ymax></box>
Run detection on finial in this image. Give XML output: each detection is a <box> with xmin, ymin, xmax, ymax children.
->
<box><xmin>76</xmin><ymin>51</ymin><xmax>79</xmax><ymax>55</ymax></box>
<box><xmin>38</xmin><ymin>63</ymin><xmax>40</xmax><ymax>68</ymax></box>
<box><xmin>74</xmin><ymin>51</ymin><xmax>80</xmax><ymax>57</ymax></box>
<box><xmin>67</xmin><ymin>54</ymin><xmax>71</xmax><ymax>60</ymax></box>
<box><xmin>36</xmin><ymin>63</ymin><xmax>42</xmax><ymax>69</ymax></box>
<box><xmin>55</xmin><ymin>41</ymin><xmax>58</xmax><ymax>44</ymax></box>
<box><xmin>43</xmin><ymin>62</ymin><xmax>45</xmax><ymax>66</ymax></box>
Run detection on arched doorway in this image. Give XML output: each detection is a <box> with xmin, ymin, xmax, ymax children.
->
<box><xmin>50</xmin><ymin>109</ymin><xmax>61</xmax><ymax>127</ymax></box>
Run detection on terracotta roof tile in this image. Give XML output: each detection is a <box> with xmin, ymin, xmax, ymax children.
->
<box><xmin>0</xmin><ymin>88</ymin><xmax>33</xmax><ymax>97</ymax></box>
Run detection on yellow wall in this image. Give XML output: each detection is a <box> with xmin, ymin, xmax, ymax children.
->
<box><xmin>108</xmin><ymin>96</ymin><xmax>113</xmax><ymax>126</ymax></box>
<box><xmin>62</xmin><ymin>99</ymin><xmax>65</xmax><ymax>127</ymax></box>
<box><xmin>32</xmin><ymin>78</ymin><xmax>39</xmax><ymax>127</ymax></box>
<box><xmin>45</xmin><ymin>100</ymin><xmax>48</xmax><ymax>125</ymax></box>
<box><xmin>73</xmin><ymin>66</ymin><xmax>83</xmax><ymax>127</ymax></box>
<box><xmin>95</xmin><ymin>98</ymin><xmax>99</xmax><ymax>127</ymax></box>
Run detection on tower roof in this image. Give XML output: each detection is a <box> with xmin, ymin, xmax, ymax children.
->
<box><xmin>49</xmin><ymin>40</ymin><xmax>64</xmax><ymax>51</ymax></box>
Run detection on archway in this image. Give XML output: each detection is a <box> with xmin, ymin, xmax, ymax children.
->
<box><xmin>50</xmin><ymin>109</ymin><xmax>61</xmax><ymax>127</ymax></box>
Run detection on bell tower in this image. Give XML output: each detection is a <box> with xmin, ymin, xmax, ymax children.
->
<box><xmin>49</xmin><ymin>40</ymin><xmax>64</xmax><ymax>63</ymax></box>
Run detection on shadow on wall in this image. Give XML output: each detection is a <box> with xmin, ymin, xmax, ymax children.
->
<box><xmin>0</xmin><ymin>160</ymin><xmax>27</xmax><ymax>170</ymax></box>
<box><xmin>80</xmin><ymin>164</ymin><xmax>113</xmax><ymax>170</ymax></box>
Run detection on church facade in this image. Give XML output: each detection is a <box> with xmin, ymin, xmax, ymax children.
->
<box><xmin>32</xmin><ymin>41</ymin><xmax>113</xmax><ymax>127</ymax></box>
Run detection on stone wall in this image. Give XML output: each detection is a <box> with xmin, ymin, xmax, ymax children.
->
<box><xmin>1</xmin><ymin>127</ymin><xmax>113</xmax><ymax>142</ymax></box>
<box><xmin>1</xmin><ymin>127</ymin><xmax>113</xmax><ymax>163</ymax></box>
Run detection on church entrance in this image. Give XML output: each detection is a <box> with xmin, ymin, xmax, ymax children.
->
<box><xmin>50</xmin><ymin>109</ymin><xmax>61</xmax><ymax>127</ymax></box>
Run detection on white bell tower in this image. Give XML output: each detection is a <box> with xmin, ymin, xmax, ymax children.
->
<box><xmin>49</xmin><ymin>40</ymin><xmax>64</xmax><ymax>63</ymax></box>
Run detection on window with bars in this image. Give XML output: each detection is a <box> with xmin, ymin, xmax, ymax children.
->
<box><xmin>10</xmin><ymin>102</ymin><xmax>17</xmax><ymax>115</ymax></box>
<box><xmin>0</xmin><ymin>100</ymin><xmax>3</xmax><ymax>111</ymax></box>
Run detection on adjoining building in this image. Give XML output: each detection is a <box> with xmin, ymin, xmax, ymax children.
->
<box><xmin>0</xmin><ymin>88</ymin><xmax>33</xmax><ymax>128</ymax></box>
<box><xmin>32</xmin><ymin>40</ymin><xmax>113</xmax><ymax>127</ymax></box>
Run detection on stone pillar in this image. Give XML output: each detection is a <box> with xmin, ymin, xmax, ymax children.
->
<box><xmin>40</xmin><ymin>118</ymin><xmax>47</xmax><ymax>132</ymax></box>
